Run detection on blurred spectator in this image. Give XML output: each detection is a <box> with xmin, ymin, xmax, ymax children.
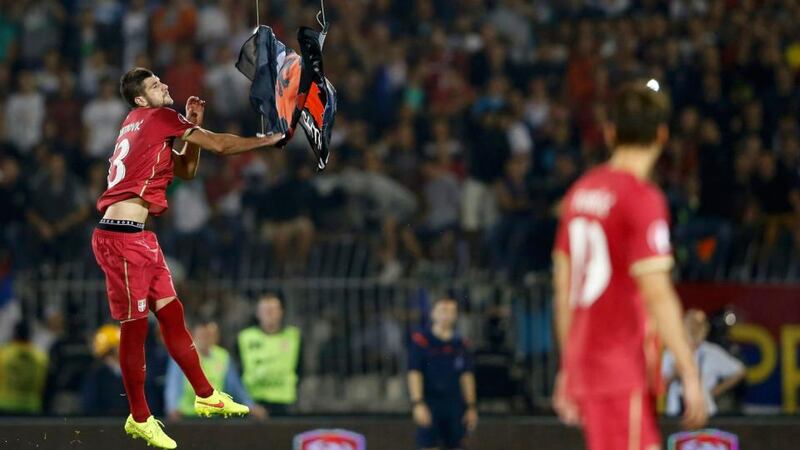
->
<box><xmin>81</xmin><ymin>324</ymin><xmax>127</xmax><ymax>416</ymax></box>
<box><xmin>0</xmin><ymin>4</ymin><xmax>17</xmax><ymax>65</ymax></box>
<box><xmin>0</xmin><ymin>154</ymin><xmax>26</xmax><ymax>263</ymax></box>
<box><xmin>196</xmin><ymin>0</ymin><xmax>230</xmax><ymax>57</ymax></box>
<box><xmin>151</xmin><ymin>0</ymin><xmax>198</xmax><ymax>66</ymax></box>
<box><xmin>163</xmin><ymin>43</ymin><xmax>204</xmax><ymax>109</ymax></box>
<box><xmin>662</xmin><ymin>309</ymin><xmax>745</xmax><ymax>417</ymax></box>
<box><xmin>411</xmin><ymin>157</ymin><xmax>461</xmax><ymax>263</ymax></box>
<box><xmin>751</xmin><ymin>151</ymin><xmax>800</xmax><ymax>246</ymax></box>
<box><xmin>25</xmin><ymin>152</ymin><xmax>90</xmax><ymax>268</ymax></box>
<box><xmin>42</xmin><ymin>317</ymin><xmax>93</xmax><ymax>415</ymax></box>
<box><xmin>4</xmin><ymin>71</ymin><xmax>44</xmax><ymax>155</ymax></box>
<box><xmin>237</xmin><ymin>294</ymin><xmax>301</xmax><ymax>417</ymax></box>
<box><xmin>165</xmin><ymin>318</ymin><xmax>266</xmax><ymax>420</ymax></box>
<box><xmin>122</xmin><ymin>0</ymin><xmax>150</xmax><ymax>69</ymax></box>
<box><xmin>408</xmin><ymin>297</ymin><xmax>477</xmax><ymax>450</ymax></box>
<box><xmin>46</xmin><ymin>73</ymin><xmax>84</xmax><ymax>163</ymax></box>
<box><xmin>168</xmin><ymin>180</ymin><xmax>212</xmax><ymax>275</ymax></box>
<box><xmin>462</xmin><ymin>84</ymin><xmax>511</xmax><ymax>265</ymax></box>
<box><xmin>321</xmin><ymin>150</ymin><xmax>418</xmax><ymax>281</ymax></box>
<box><xmin>82</xmin><ymin>78</ymin><xmax>128</xmax><ymax>161</ymax></box>
<box><xmin>489</xmin><ymin>155</ymin><xmax>534</xmax><ymax>279</ymax></box>
<box><xmin>80</xmin><ymin>50</ymin><xmax>117</xmax><ymax>98</ymax></box>
<box><xmin>0</xmin><ymin>321</ymin><xmax>48</xmax><ymax>415</ymax></box>
<box><xmin>18</xmin><ymin>0</ymin><xmax>65</xmax><ymax>67</ymax></box>
<box><xmin>203</xmin><ymin>46</ymin><xmax>249</xmax><ymax>124</ymax></box>
<box><xmin>34</xmin><ymin>50</ymin><xmax>62</xmax><ymax>96</ymax></box>
<box><xmin>261</xmin><ymin>157</ymin><xmax>317</xmax><ymax>271</ymax></box>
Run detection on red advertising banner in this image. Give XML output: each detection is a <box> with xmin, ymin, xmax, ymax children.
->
<box><xmin>676</xmin><ymin>283</ymin><xmax>800</xmax><ymax>412</ymax></box>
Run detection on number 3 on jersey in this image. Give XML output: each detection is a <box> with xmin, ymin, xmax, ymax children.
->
<box><xmin>107</xmin><ymin>139</ymin><xmax>130</xmax><ymax>188</ymax></box>
<box><xmin>568</xmin><ymin>217</ymin><xmax>611</xmax><ymax>308</ymax></box>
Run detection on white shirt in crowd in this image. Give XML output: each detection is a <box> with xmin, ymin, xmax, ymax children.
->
<box><xmin>662</xmin><ymin>341</ymin><xmax>745</xmax><ymax>417</ymax></box>
<box><xmin>82</xmin><ymin>97</ymin><xmax>128</xmax><ymax>158</ymax></box>
<box><xmin>4</xmin><ymin>91</ymin><xmax>45</xmax><ymax>153</ymax></box>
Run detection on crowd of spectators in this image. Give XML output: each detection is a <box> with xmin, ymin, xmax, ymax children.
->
<box><xmin>1</xmin><ymin>0</ymin><xmax>800</xmax><ymax>282</ymax></box>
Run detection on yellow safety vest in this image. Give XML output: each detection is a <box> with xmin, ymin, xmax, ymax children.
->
<box><xmin>179</xmin><ymin>346</ymin><xmax>230</xmax><ymax>416</ymax></box>
<box><xmin>0</xmin><ymin>342</ymin><xmax>48</xmax><ymax>414</ymax></box>
<box><xmin>238</xmin><ymin>326</ymin><xmax>300</xmax><ymax>404</ymax></box>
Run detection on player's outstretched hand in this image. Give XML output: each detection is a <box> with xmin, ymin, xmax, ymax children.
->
<box><xmin>185</xmin><ymin>96</ymin><xmax>206</xmax><ymax>125</ymax></box>
<box><xmin>681</xmin><ymin>374</ymin><xmax>709</xmax><ymax>429</ymax></box>
<box><xmin>256</xmin><ymin>132</ymin><xmax>288</xmax><ymax>147</ymax></box>
<box><xmin>553</xmin><ymin>371</ymin><xmax>581</xmax><ymax>426</ymax></box>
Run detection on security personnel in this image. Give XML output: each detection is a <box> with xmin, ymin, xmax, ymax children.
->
<box><xmin>165</xmin><ymin>319</ymin><xmax>265</xmax><ymax>420</ymax></box>
<box><xmin>0</xmin><ymin>321</ymin><xmax>48</xmax><ymax>414</ymax></box>
<box><xmin>81</xmin><ymin>324</ymin><xmax>128</xmax><ymax>416</ymax></box>
<box><xmin>238</xmin><ymin>294</ymin><xmax>301</xmax><ymax>416</ymax></box>
<box><xmin>408</xmin><ymin>297</ymin><xmax>478</xmax><ymax>450</ymax></box>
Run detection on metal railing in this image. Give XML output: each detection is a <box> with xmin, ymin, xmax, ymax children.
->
<box><xmin>14</xmin><ymin>270</ymin><xmax>557</xmax><ymax>413</ymax></box>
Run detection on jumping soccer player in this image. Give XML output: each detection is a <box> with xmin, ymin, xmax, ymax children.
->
<box><xmin>92</xmin><ymin>67</ymin><xmax>283</xmax><ymax>449</ymax></box>
<box><xmin>552</xmin><ymin>82</ymin><xmax>708</xmax><ymax>450</ymax></box>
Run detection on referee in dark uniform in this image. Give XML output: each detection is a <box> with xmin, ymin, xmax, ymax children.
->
<box><xmin>408</xmin><ymin>297</ymin><xmax>478</xmax><ymax>450</ymax></box>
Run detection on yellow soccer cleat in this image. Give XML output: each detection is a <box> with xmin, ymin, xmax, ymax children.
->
<box><xmin>124</xmin><ymin>415</ymin><xmax>177</xmax><ymax>449</ymax></box>
<box><xmin>194</xmin><ymin>390</ymin><xmax>250</xmax><ymax>418</ymax></box>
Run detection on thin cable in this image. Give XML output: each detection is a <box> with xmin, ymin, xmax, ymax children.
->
<box><xmin>255</xmin><ymin>0</ymin><xmax>265</xmax><ymax>134</ymax></box>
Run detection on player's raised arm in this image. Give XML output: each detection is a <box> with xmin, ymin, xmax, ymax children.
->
<box><xmin>636</xmin><ymin>271</ymin><xmax>708</xmax><ymax>429</ymax></box>
<box><xmin>173</xmin><ymin>96</ymin><xmax>205</xmax><ymax>180</ymax></box>
<box><xmin>184</xmin><ymin>127</ymin><xmax>285</xmax><ymax>156</ymax></box>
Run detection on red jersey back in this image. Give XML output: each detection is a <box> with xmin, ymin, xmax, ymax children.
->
<box><xmin>554</xmin><ymin>165</ymin><xmax>673</xmax><ymax>397</ymax></box>
<box><xmin>97</xmin><ymin>107</ymin><xmax>197</xmax><ymax>215</ymax></box>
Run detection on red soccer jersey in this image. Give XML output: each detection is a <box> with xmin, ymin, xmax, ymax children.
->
<box><xmin>97</xmin><ymin>107</ymin><xmax>197</xmax><ymax>215</ymax></box>
<box><xmin>554</xmin><ymin>165</ymin><xmax>673</xmax><ymax>397</ymax></box>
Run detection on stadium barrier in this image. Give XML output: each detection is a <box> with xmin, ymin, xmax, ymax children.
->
<box><xmin>1</xmin><ymin>416</ymin><xmax>799</xmax><ymax>450</ymax></box>
<box><xmin>15</xmin><ymin>273</ymin><xmax>557</xmax><ymax>413</ymax></box>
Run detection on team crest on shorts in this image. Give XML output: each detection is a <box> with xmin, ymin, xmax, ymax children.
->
<box><xmin>293</xmin><ymin>429</ymin><xmax>366</xmax><ymax>450</ymax></box>
<box><xmin>668</xmin><ymin>429</ymin><xmax>739</xmax><ymax>450</ymax></box>
<box><xmin>137</xmin><ymin>299</ymin><xmax>147</xmax><ymax>312</ymax></box>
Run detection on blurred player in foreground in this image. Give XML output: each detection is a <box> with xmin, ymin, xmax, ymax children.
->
<box><xmin>552</xmin><ymin>81</ymin><xmax>708</xmax><ymax>450</ymax></box>
<box><xmin>91</xmin><ymin>67</ymin><xmax>283</xmax><ymax>448</ymax></box>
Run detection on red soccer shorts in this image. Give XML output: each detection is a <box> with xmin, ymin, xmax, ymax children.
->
<box><xmin>578</xmin><ymin>389</ymin><xmax>661</xmax><ymax>450</ymax></box>
<box><xmin>91</xmin><ymin>229</ymin><xmax>176</xmax><ymax>321</ymax></box>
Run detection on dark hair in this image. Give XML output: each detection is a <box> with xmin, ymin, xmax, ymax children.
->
<box><xmin>13</xmin><ymin>321</ymin><xmax>30</xmax><ymax>341</ymax></box>
<box><xmin>432</xmin><ymin>297</ymin><xmax>458</xmax><ymax>307</ymax></box>
<box><xmin>119</xmin><ymin>67</ymin><xmax>154</xmax><ymax>107</ymax></box>
<box><xmin>609</xmin><ymin>81</ymin><xmax>671</xmax><ymax>147</ymax></box>
<box><xmin>190</xmin><ymin>315</ymin><xmax>217</xmax><ymax>329</ymax></box>
<box><xmin>258</xmin><ymin>292</ymin><xmax>284</xmax><ymax>308</ymax></box>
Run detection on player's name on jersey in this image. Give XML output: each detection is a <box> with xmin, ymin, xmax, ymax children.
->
<box><xmin>572</xmin><ymin>188</ymin><xmax>617</xmax><ymax>218</ymax></box>
<box><xmin>118</xmin><ymin>119</ymin><xmax>144</xmax><ymax>138</ymax></box>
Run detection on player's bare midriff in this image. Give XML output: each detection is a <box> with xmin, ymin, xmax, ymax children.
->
<box><xmin>103</xmin><ymin>197</ymin><xmax>150</xmax><ymax>223</ymax></box>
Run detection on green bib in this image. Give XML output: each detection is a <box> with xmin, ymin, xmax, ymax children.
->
<box><xmin>179</xmin><ymin>346</ymin><xmax>230</xmax><ymax>416</ymax></box>
<box><xmin>238</xmin><ymin>326</ymin><xmax>300</xmax><ymax>404</ymax></box>
<box><xmin>0</xmin><ymin>342</ymin><xmax>48</xmax><ymax>414</ymax></box>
